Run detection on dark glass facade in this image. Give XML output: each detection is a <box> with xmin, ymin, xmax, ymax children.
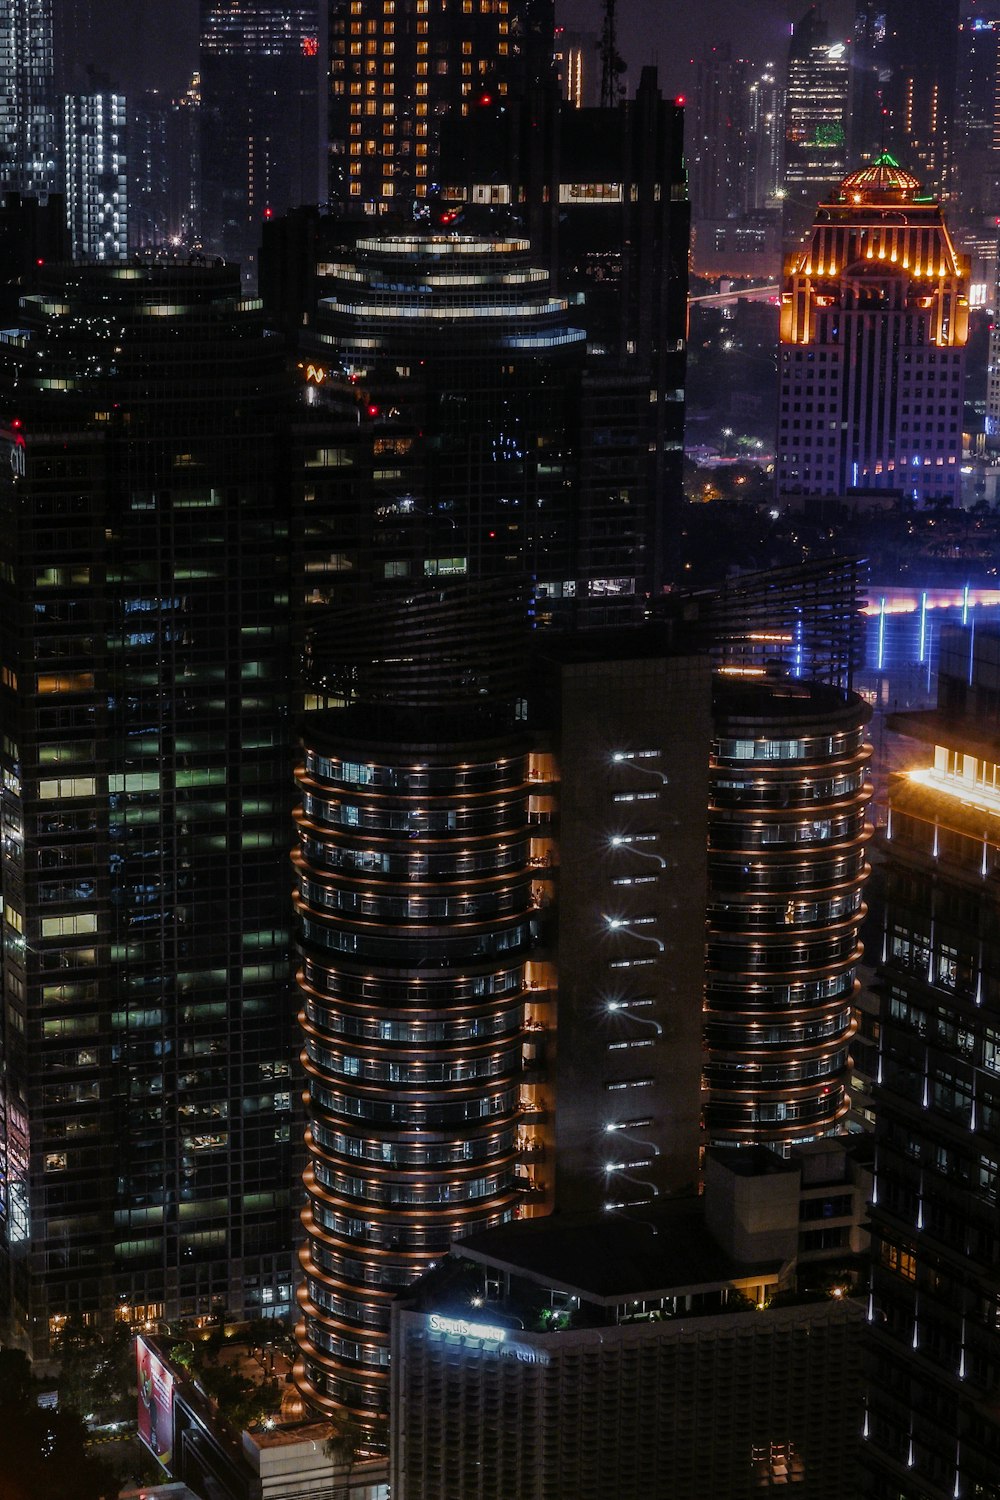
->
<box><xmin>0</xmin><ymin>264</ymin><xmax>297</xmax><ymax>1355</ymax></box>
<box><xmin>306</xmin><ymin>231</ymin><xmax>609</xmax><ymax>626</ymax></box>
<box><xmin>865</xmin><ymin>625</ymin><xmax>1000</xmax><ymax>1499</ymax></box>
<box><xmin>199</xmin><ymin>1</ymin><xmax>321</xmax><ymax>278</ymax></box>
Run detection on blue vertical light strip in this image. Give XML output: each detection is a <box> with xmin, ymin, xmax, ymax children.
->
<box><xmin>794</xmin><ymin>612</ymin><xmax>803</xmax><ymax>678</ymax></box>
<box><xmin>963</xmin><ymin>583</ymin><xmax>970</xmax><ymax>627</ymax></box>
<box><xmin>877</xmin><ymin>597</ymin><xmax>886</xmax><ymax>672</ymax></box>
<box><xmin>919</xmin><ymin>591</ymin><xmax>927</xmax><ymax>664</ymax></box>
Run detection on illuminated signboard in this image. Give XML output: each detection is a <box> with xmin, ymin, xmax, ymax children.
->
<box><xmin>136</xmin><ymin>1336</ymin><xmax>175</xmax><ymax>1469</ymax></box>
<box><xmin>428</xmin><ymin>1313</ymin><xmax>507</xmax><ymax>1342</ymax></box>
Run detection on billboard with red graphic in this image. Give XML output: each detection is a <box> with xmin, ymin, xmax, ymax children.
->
<box><xmin>136</xmin><ymin>1336</ymin><xmax>175</xmax><ymax>1468</ymax></box>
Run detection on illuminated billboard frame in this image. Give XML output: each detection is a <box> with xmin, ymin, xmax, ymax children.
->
<box><xmin>136</xmin><ymin>1335</ymin><xmax>175</xmax><ymax>1469</ymax></box>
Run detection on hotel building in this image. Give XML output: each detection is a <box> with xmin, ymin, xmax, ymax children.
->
<box><xmin>777</xmin><ymin>154</ymin><xmax>970</xmax><ymax>504</ymax></box>
<box><xmin>389</xmin><ymin>1147</ymin><xmax>868</xmax><ymax>1500</ymax></box>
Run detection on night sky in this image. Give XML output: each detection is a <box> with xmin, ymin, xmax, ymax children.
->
<box><xmin>72</xmin><ymin>1</ymin><xmax>837</xmax><ymax>100</ymax></box>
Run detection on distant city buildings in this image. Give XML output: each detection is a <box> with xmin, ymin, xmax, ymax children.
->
<box><xmin>62</xmin><ymin>90</ymin><xmax>127</xmax><ymax>260</ymax></box>
<box><xmin>326</xmin><ymin>0</ymin><xmax>553</xmax><ymax>215</ymax></box>
<box><xmin>777</xmin><ymin>154</ymin><xmax>970</xmax><ymax>503</ymax></box>
<box><xmin>0</xmin><ymin>0</ymin><xmax>58</xmax><ymax>197</ymax></box>
<box><xmin>784</xmin><ymin>6</ymin><xmax>851</xmax><ymax>208</ymax></box>
<box><xmin>199</xmin><ymin>1</ymin><xmax>321</xmax><ymax>276</ymax></box>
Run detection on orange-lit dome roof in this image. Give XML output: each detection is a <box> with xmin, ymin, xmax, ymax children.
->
<box><xmin>839</xmin><ymin>152</ymin><xmax>922</xmax><ymax>199</ymax></box>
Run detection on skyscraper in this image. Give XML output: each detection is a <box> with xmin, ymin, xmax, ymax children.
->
<box><xmin>689</xmin><ymin>45</ymin><xmax>753</xmax><ymax>223</ymax></box>
<box><xmin>0</xmin><ymin>0</ymin><xmax>57</xmax><ymax>198</ymax></box>
<box><xmin>865</xmin><ymin>624</ymin><xmax>1000</xmax><ymax>1498</ymax></box>
<box><xmin>777</xmin><ymin>155</ymin><xmax>970</xmax><ymax>502</ymax></box>
<box><xmin>199</xmin><ymin>1</ymin><xmax>321</xmax><ymax>277</ymax></box>
<box><xmin>63</xmin><ymin>91</ymin><xmax>128</xmax><ymax>261</ymax></box>
<box><xmin>327</xmin><ymin>0</ymin><xmax>554</xmax><ymax>214</ymax></box>
<box><xmin>784</xmin><ymin>6</ymin><xmax>850</xmax><ymax>208</ymax></box>
<box><xmin>704</xmin><ymin>676</ymin><xmax>872</xmax><ymax>1148</ymax></box>
<box><xmin>305</xmin><ymin>231</ymin><xmax>597</xmax><ymax>624</ymax></box>
<box><xmin>434</xmin><ymin>67</ymin><xmax>690</xmax><ymax>594</ymax></box>
<box><xmin>292</xmin><ymin>601</ymin><xmax>713</xmax><ymax>1428</ymax></box>
<box><xmin>880</xmin><ymin>0</ymin><xmax>960</xmax><ymax>191</ymax></box>
<box><xmin>0</xmin><ymin>264</ymin><xmax>297</xmax><ymax>1358</ymax></box>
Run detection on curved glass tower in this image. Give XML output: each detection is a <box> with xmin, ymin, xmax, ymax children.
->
<box><xmin>291</xmin><ymin>583</ymin><xmax>539</xmax><ymax>1425</ymax></box>
<box><xmin>704</xmin><ymin>678</ymin><xmax>872</xmax><ymax>1147</ymax></box>
<box><xmin>293</xmin><ymin>721</ymin><xmax>533</xmax><ymax>1421</ymax></box>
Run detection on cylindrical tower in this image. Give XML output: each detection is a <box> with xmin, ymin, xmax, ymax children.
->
<box><xmin>292</xmin><ymin>718</ymin><xmax>534</xmax><ymax>1424</ymax></box>
<box><xmin>704</xmin><ymin>677</ymin><xmax>872</xmax><ymax>1147</ymax></box>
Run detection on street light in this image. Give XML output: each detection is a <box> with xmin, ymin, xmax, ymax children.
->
<box><xmin>604</xmin><ymin>916</ymin><xmax>664</xmax><ymax>953</ymax></box>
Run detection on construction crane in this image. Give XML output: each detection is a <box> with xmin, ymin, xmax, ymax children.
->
<box><xmin>600</xmin><ymin>0</ymin><xmax>626</xmax><ymax>109</ymax></box>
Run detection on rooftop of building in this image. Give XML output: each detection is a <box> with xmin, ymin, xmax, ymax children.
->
<box><xmin>837</xmin><ymin>152</ymin><xmax>925</xmax><ymax>204</ymax></box>
<box><xmin>436</xmin><ymin>1197</ymin><xmax>781</xmax><ymax>1306</ymax></box>
<box><xmin>713</xmin><ymin>671</ymin><xmax>868</xmax><ymax>727</ymax></box>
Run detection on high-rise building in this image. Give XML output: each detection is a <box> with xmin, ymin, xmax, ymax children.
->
<box><xmin>865</xmin><ymin>623</ymin><xmax>1000</xmax><ymax>1499</ymax></box>
<box><xmin>955</xmin><ymin>11</ymin><xmax>1000</xmax><ymax>154</ymax></box>
<box><xmin>291</xmin><ymin>565</ymin><xmax>714</xmax><ymax>1427</ymax></box>
<box><xmin>434</xmin><ymin>68</ymin><xmax>690</xmax><ymax>593</ymax></box>
<box><xmin>268</xmin><ymin>220</ymin><xmax>681</xmax><ymax>628</ymax></box>
<box><xmin>62</xmin><ymin>91</ymin><xmax>128</xmax><ymax>261</ymax></box>
<box><xmin>199</xmin><ymin>1</ymin><xmax>321</xmax><ymax>278</ymax></box>
<box><xmin>880</xmin><ymin>0</ymin><xmax>960</xmax><ymax>192</ymax></box>
<box><xmin>0</xmin><ymin>0</ymin><xmax>57</xmax><ymax>198</ymax></box>
<box><xmin>130</xmin><ymin>87</ymin><xmax>201</xmax><ymax>252</ymax></box>
<box><xmin>777</xmin><ymin>155</ymin><xmax>970</xmax><ymax>503</ymax></box>
<box><xmin>704</xmin><ymin>676</ymin><xmax>872</xmax><ymax>1148</ymax></box>
<box><xmin>304</xmin><ymin>231</ymin><xmax>601</xmax><ymax>625</ymax></box>
<box><xmin>553</xmin><ymin>26</ymin><xmax>599</xmax><ymax>109</ymax></box>
<box><xmin>327</xmin><ymin>0</ymin><xmax>554</xmax><ymax>214</ymax></box>
<box><xmin>0</xmin><ymin>263</ymin><xmax>298</xmax><ymax>1358</ymax></box>
<box><xmin>390</xmin><ymin>1152</ymin><xmax>868</xmax><ymax>1500</ymax></box>
<box><xmin>689</xmin><ymin>44</ymin><xmax>753</xmax><ymax>223</ymax></box>
<box><xmin>784</xmin><ymin>6</ymin><xmax>850</xmax><ymax>208</ymax></box>
<box><xmin>850</xmin><ymin>1</ymin><xmax>887</xmax><ymax>168</ymax></box>
<box><xmin>748</xmin><ymin>63</ymin><xmax>784</xmax><ymax>209</ymax></box>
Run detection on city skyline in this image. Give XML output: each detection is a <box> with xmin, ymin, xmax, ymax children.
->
<box><xmin>65</xmin><ymin>0</ymin><xmax>820</xmax><ymax>100</ymax></box>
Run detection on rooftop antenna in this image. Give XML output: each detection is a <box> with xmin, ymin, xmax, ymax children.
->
<box><xmin>600</xmin><ymin>0</ymin><xmax>626</xmax><ymax>109</ymax></box>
